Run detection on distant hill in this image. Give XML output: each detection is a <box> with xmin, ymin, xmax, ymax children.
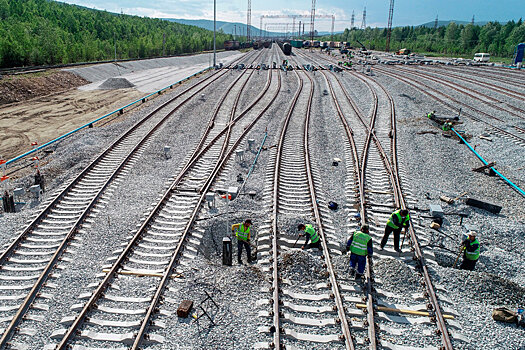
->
<box><xmin>419</xmin><ymin>20</ymin><xmax>489</xmax><ymax>28</ymax></box>
<box><xmin>166</xmin><ymin>18</ymin><xmax>336</xmax><ymax>38</ymax></box>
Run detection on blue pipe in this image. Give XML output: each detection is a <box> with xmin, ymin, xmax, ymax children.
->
<box><xmin>451</xmin><ymin>128</ymin><xmax>525</xmax><ymax>197</ymax></box>
<box><xmin>5</xmin><ymin>67</ymin><xmax>211</xmax><ymax>167</ymax></box>
<box><xmin>241</xmin><ymin>132</ymin><xmax>268</xmax><ymax>192</ymax></box>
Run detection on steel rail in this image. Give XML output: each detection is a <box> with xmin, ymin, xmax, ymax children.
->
<box><xmin>391</xmin><ymin>65</ymin><xmax>525</xmax><ymax>120</ymax></box>
<box><xmin>0</xmin><ymin>50</ymin><xmax>264</xmax><ymax>348</ymax></box>
<box><xmin>269</xmin><ymin>69</ymin><xmax>302</xmax><ymax>350</ymax></box>
<box><xmin>0</xmin><ymin>48</ymin><xmax>257</xmax><ymax>270</ymax></box>
<box><xmin>419</xmin><ymin>66</ymin><xmax>525</xmax><ymax>100</ymax></box>
<box><xmin>131</xmin><ymin>62</ymin><xmax>281</xmax><ymax>350</ymax></box>
<box><xmin>371</xmin><ymin>73</ymin><xmax>455</xmax><ymax>350</ymax></box>
<box><xmin>312</xmin><ymin>51</ymin><xmax>454</xmax><ymax>349</ymax></box>
<box><xmin>298</xmin><ymin>48</ymin><xmax>385</xmax><ymax>348</ymax></box>
<box><xmin>455</xmin><ymin>66</ymin><xmax>524</xmax><ymax>87</ymax></box>
<box><xmin>56</xmin><ymin>48</ymin><xmax>281</xmax><ymax>349</ymax></box>
<box><xmin>0</xmin><ymin>48</ymin><xmax>255</xmax><ymax>349</ymax></box>
<box><xmin>301</xmin><ymin>70</ymin><xmax>355</xmax><ymax>349</ymax></box>
<box><xmin>374</xmin><ymin>66</ymin><xmax>525</xmax><ymax>145</ymax></box>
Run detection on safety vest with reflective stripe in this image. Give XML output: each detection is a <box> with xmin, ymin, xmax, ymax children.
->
<box><xmin>350</xmin><ymin>231</ymin><xmax>371</xmax><ymax>256</ymax></box>
<box><xmin>235</xmin><ymin>223</ymin><xmax>250</xmax><ymax>241</ymax></box>
<box><xmin>465</xmin><ymin>239</ymin><xmax>480</xmax><ymax>261</ymax></box>
<box><xmin>305</xmin><ymin>224</ymin><xmax>319</xmax><ymax>244</ymax></box>
<box><xmin>387</xmin><ymin>210</ymin><xmax>410</xmax><ymax>229</ymax></box>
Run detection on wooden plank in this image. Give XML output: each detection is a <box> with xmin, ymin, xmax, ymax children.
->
<box><xmin>355</xmin><ymin>303</ymin><xmax>455</xmax><ymax>319</ymax></box>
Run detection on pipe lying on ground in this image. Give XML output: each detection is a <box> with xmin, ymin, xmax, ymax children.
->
<box><xmin>451</xmin><ymin>128</ymin><xmax>525</xmax><ymax>198</ymax></box>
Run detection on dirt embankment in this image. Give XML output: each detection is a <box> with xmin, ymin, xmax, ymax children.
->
<box><xmin>0</xmin><ymin>71</ymin><xmax>88</xmax><ymax>105</ymax></box>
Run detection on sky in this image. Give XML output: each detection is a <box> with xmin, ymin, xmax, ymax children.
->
<box><xmin>58</xmin><ymin>0</ymin><xmax>525</xmax><ymax>31</ymax></box>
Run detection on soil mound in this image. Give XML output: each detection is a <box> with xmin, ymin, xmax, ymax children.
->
<box><xmin>0</xmin><ymin>71</ymin><xmax>88</xmax><ymax>105</ymax></box>
<box><xmin>98</xmin><ymin>77</ymin><xmax>135</xmax><ymax>90</ymax></box>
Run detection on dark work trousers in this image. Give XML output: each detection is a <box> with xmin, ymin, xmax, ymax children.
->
<box><xmin>350</xmin><ymin>253</ymin><xmax>367</xmax><ymax>274</ymax></box>
<box><xmin>460</xmin><ymin>257</ymin><xmax>477</xmax><ymax>271</ymax></box>
<box><xmin>381</xmin><ymin>225</ymin><xmax>402</xmax><ymax>250</ymax></box>
<box><xmin>237</xmin><ymin>240</ymin><xmax>251</xmax><ymax>263</ymax></box>
<box><xmin>305</xmin><ymin>241</ymin><xmax>321</xmax><ymax>250</ymax></box>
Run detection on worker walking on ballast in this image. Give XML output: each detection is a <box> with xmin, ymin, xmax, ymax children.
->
<box><xmin>460</xmin><ymin>231</ymin><xmax>480</xmax><ymax>271</ymax></box>
<box><xmin>346</xmin><ymin>224</ymin><xmax>373</xmax><ymax>280</ymax></box>
<box><xmin>232</xmin><ymin>219</ymin><xmax>253</xmax><ymax>264</ymax></box>
<box><xmin>380</xmin><ymin>209</ymin><xmax>410</xmax><ymax>252</ymax></box>
<box><xmin>298</xmin><ymin>223</ymin><xmax>321</xmax><ymax>250</ymax></box>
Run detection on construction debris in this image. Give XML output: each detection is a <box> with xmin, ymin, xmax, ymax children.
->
<box><xmin>177</xmin><ymin>300</ymin><xmax>193</xmax><ymax>318</ymax></box>
<box><xmin>465</xmin><ymin>197</ymin><xmax>502</xmax><ymax>214</ymax></box>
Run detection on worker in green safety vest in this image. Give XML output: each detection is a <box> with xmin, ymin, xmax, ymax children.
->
<box><xmin>346</xmin><ymin>224</ymin><xmax>374</xmax><ymax>280</ymax></box>
<box><xmin>460</xmin><ymin>231</ymin><xmax>480</xmax><ymax>271</ymax></box>
<box><xmin>298</xmin><ymin>223</ymin><xmax>321</xmax><ymax>250</ymax></box>
<box><xmin>427</xmin><ymin>110</ymin><xmax>436</xmax><ymax>119</ymax></box>
<box><xmin>231</xmin><ymin>219</ymin><xmax>253</xmax><ymax>264</ymax></box>
<box><xmin>442</xmin><ymin>120</ymin><xmax>453</xmax><ymax>131</ymax></box>
<box><xmin>380</xmin><ymin>209</ymin><xmax>410</xmax><ymax>253</ymax></box>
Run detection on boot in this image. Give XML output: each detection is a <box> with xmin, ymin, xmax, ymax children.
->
<box><xmin>349</xmin><ymin>268</ymin><xmax>355</xmax><ymax>277</ymax></box>
<box><xmin>355</xmin><ymin>273</ymin><xmax>363</xmax><ymax>281</ymax></box>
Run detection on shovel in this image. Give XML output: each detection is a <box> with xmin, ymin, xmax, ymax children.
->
<box><xmin>292</xmin><ymin>234</ymin><xmax>303</xmax><ymax>248</ymax></box>
<box><xmin>453</xmin><ymin>246</ymin><xmax>464</xmax><ymax>268</ymax></box>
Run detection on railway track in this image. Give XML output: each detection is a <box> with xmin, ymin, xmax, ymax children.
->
<box><xmin>253</xmin><ymin>60</ymin><xmax>355</xmax><ymax>349</ymax></box>
<box><xmin>0</xmin><ymin>49</ymin><xmax>268</xmax><ymax>348</ymax></box>
<box><xmin>291</xmin><ymin>50</ymin><xmax>460</xmax><ymax>349</ymax></box>
<box><xmin>412</xmin><ymin>65</ymin><xmax>525</xmax><ymax>101</ymax></box>
<box><xmin>42</xmin><ymin>46</ymin><xmax>282</xmax><ymax>349</ymax></box>
<box><xmin>388</xmin><ymin>65</ymin><xmax>525</xmax><ymax>120</ymax></box>
<box><xmin>448</xmin><ymin>66</ymin><xmax>524</xmax><ymax>88</ymax></box>
<box><xmin>369</xmin><ymin>65</ymin><xmax>525</xmax><ymax>148</ymax></box>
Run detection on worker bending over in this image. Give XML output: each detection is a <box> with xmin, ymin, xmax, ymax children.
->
<box><xmin>380</xmin><ymin>209</ymin><xmax>410</xmax><ymax>252</ymax></box>
<box><xmin>460</xmin><ymin>231</ymin><xmax>480</xmax><ymax>271</ymax></box>
<box><xmin>298</xmin><ymin>223</ymin><xmax>321</xmax><ymax>250</ymax></box>
<box><xmin>232</xmin><ymin>219</ymin><xmax>253</xmax><ymax>264</ymax></box>
<box><xmin>346</xmin><ymin>224</ymin><xmax>373</xmax><ymax>280</ymax></box>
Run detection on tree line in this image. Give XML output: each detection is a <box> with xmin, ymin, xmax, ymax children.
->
<box><xmin>0</xmin><ymin>0</ymin><xmax>233</xmax><ymax>68</ymax></box>
<box><xmin>325</xmin><ymin>20</ymin><xmax>525</xmax><ymax>58</ymax></box>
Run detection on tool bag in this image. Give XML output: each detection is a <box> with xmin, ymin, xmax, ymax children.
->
<box><xmin>492</xmin><ymin>307</ymin><xmax>517</xmax><ymax>323</ymax></box>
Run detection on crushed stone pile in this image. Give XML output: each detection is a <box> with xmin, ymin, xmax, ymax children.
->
<box><xmin>447</xmin><ymin>270</ymin><xmax>525</xmax><ymax>306</ymax></box>
<box><xmin>98</xmin><ymin>77</ymin><xmax>135</xmax><ymax>90</ymax></box>
<box><xmin>373</xmin><ymin>258</ymin><xmax>420</xmax><ymax>294</ymax></box>
<box><xmin>278</xmin><ymin>250</ymin><xmax>326</xmax><ymax>282</ymax></box>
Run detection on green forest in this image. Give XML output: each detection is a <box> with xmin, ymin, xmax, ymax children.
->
<box><xmin>0</xmin><ymin>0</ymin><xmax>232</xmax><ymax>68</ymax></box>
<box><xmin>328</xmin><ymin>20</ymin><xmax>525</xmax><ymax>59</ymax></box>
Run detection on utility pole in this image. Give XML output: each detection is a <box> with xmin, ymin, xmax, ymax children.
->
<box><xmin>213</xmin><ymin>0</ymin><xmax>216</xmax><ymax>67</ymax></box>
<box><xmin>331</xmin><ymin>15</ymin><xmax>334</xmax><ymax>41</ymax></box>
<box><xmin>385</xmin><ymin>0</ymin><xmax>394</xmax><ymax>52</ymax></box>
<box><xmin>234</xmin><ymin>24</ymin><xmax>237</xmax><ymax>39</ymax></box>
<box><xmin>114</xmin><ymin>32</ymin><xmax>117</xmax><ymax>61</ymax></box>
<box><xmin>299</xmin><ymin>20</ymin><xmax>302</xmax><ymax>37</ymax></box>
<box><xmin>434</xmin><ymin>15</ymin><xmax>438</xmax><ymax>29</ymax></box>
<box><xmin>471</xmin><ymin>15</ymin><xmax>475</xmax><ymax>25</ymax></box>
<box><xmin>260</xmin><ymin>17</ymin><xmax>263</xmax><ymax>39</ymax></box>
<box><xmin>310</xmin><ymin>0</ymin><xmax>316</xmax><ymax>44</ymax></box>
<box><xmin>351</xmin><ymin>10</ymin><xmax>355</xmax><ymax>30</ymax></box>
<box><xmin>361</xmin><ymin>7</ymin><xmax>366</xmax><ymax>30</ymax></box>
<box><xmin>247</xmin><ymin>0</ymin><xmax>251</xmax><ymax>41</ymax></box>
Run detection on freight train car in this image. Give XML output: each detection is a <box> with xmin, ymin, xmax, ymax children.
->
<box><xmin>224</xmin><ymin>40</ymin><xmax>240</xmax><ymax>50</ymax></box>
<box><xmin>290</xmin><ymin>40</ymin><xmax>303</xmax><ymax>48</ymax></box>
<box><xmin>282</xmin><ymin>42</ymin><xmax>292</xmax><ymax>55</ymax></box>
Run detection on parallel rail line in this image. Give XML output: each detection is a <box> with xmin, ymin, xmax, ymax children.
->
<box><xmin>301</xmin><ymin>50</ymin><xmax>455</xmax><ymax>349</ymax></box>
<box><xmin>0</xmin><ymin>49</ymin><xmax>264</xmax><ymax>348</ymax></box>
<box><xmin>53</xmin><ymin>47</ymin><xmax>282</xmax><ymax>349</ymax></box>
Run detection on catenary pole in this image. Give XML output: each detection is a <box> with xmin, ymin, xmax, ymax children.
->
<box><xmin>213</xmin><ymin>0</ymin><xmax>216</xmax><ymax>67</ymax></box>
